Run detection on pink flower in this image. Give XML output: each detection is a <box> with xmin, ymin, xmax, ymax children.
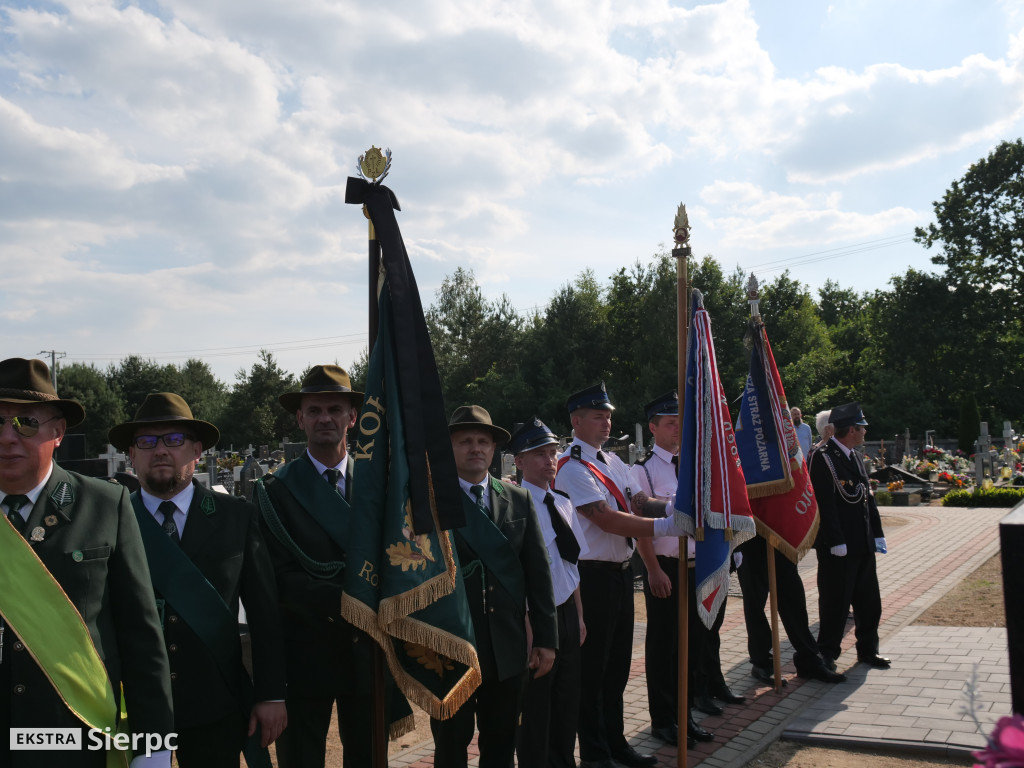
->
<box><xmin>974</xmin><ymin>714</ymin><xmax>1024</xmax><ymax>767</ymax></box>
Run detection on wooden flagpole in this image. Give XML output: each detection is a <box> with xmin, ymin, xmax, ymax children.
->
<box><xmin>747</xmin><ymin>273</ymin><xmax>783</xmax><ymax>692</ymax></box>
<box><xmin>674</xmin><ymin>205</ymin><xmax>690</xmax><ymax>768</ymax></box>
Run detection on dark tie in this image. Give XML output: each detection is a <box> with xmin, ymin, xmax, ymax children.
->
<box><xmin>672</xmin><ymin>454</ymin><xmax>679</xmax><ymax>471</ymax></box>
<box><xmin>544</xmin><ymin>492</ymin><xmax>580</xmax><ymax>564</ymax></box>
<box><xmin>324</xmin><ymin>468</ymin><xmax>342</xmax><ymax>493</ymax></box>
<box><xmin>596</xmin><ymin>450</ymin><xmax>608</xmax><ymax>465</ymax></box>
<box><xmin>5</xmin><ymin>494</ymin><xmax>30</xmax><ymax>535</ymax></box>
<box><xmin>158</xmin><ymin>501</ymin><xmax>180</xmax><ymax>544</ymax></box>
<box><xmin>471</xmin><ymin>484</ymin><xmax>487</xmax><ymax>514</ymax></box>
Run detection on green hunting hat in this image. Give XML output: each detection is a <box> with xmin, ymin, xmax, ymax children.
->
<box><xmin>279</xmin><ymin>365</ymin><xmax>364</xmax><ymax>412</ymax></box>
<box><xmin>0</xmin><ymin>357</ymin><xmax>85</xmax><ymax>427</ymax></box>
<box><xmin>108</xmin><ymin>392</ymin><xmax>220</xmax><ymax>451</ymax></box>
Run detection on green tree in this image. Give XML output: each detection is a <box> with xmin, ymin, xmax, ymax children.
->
<box><xmin>220</xmin><ymin>350</ymin><xmax>297</xmax><ymax>450</ymax></box>
<box><xmin>106</xmin><ymin>355</ymin><xmax>181</xmax><ymax>419</ymax></box>
<box><xmin>178</xmin><ymin>358</ymin><xmax>228</xmax><ymax>429</ymax></box>
<box><xmin>521</xmin><ymin>270</ymin><xmax>611</xmax><ymax>433</ymax></box>
<box><xmin>56</xmin><ymin>363</ymin><xmax>126</xmax><ymax>455</ymax></box>
<box><xmin>914</xmin><ymin>138</ymin><xmax>1024</xmax><ymax>307</ymax></box>
<box><xmin>958</xmin><ymin>393</ymin><xmax>981</xmax><ymax>454</ymax></box>
<box><xmin>425</xmin><ymin>267</ymin><xmax>526</xmax><ymax>422</ymax></box>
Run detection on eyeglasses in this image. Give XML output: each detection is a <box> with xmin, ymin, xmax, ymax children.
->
<box><xmin>0</xmin><ymin>414</ymin><xmax>62</xmax><ymax>438</ymax></box>
<box><xmin>132</xmin><ymin>433</ymin><xmax>195</xmax><ymax>449</ymax></box>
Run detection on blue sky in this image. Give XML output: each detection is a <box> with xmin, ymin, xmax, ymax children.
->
<box><xmin>1</xmin><ymin>0</ymin><xmax>1021</xmax><ymax>384</ymax></box>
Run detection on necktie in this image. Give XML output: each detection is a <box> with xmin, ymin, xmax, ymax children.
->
<box><xmin>5</xmin><ymin>494</ymin><xmax>29</xmax><ymax>535</ymax></box>
<box><xmin>544</xmin><ymin>492</ymin><xmax>580</xmax><ymax>564</ymax></box>
<box><xmin>672</xmin><ymin>454</ymin><xmax>680</xmax><ymax>478</ymax></box>
<box><xmin>158</xmin><ymin>501</ymin><xmax>180</xmax><ymax>544</ymax></box>
<box><xmin>596</xmin><ymin>450</ymin><xmax>608</xmax><ymax>465</ymax></box>
<box><xmin>324</xmin><ymin>468</ymin><xmax>342</xmax><ymax>493</ymax></box>
<box><xmin>471</xmin><ymin>484</ymin><xmax>487</xmax><ymax>514</ymax></box>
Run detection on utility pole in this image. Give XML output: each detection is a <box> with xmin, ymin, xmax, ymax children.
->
<box><xmin>37</xmin><ymin>350</ymin><xmax>66</xmax><ymax>389</ymax></box>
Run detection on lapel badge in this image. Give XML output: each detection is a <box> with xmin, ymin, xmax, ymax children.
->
<box><xmin>200</xmin><ymin>495</ymin><xmax>216</xmax><ymax>516</ymax></box>
<box><xmin>72</xmin><ymin>550</ymin><xmax>84</xmax><ymax>562</ymax></box>
<box><xmin>50</xmin><ymin>481</ymin><xmax>75</xmax><ymax>512</ymax></box>
<box><xmin>30</xmin><ymin>526</ymin><xmax>46</xmax><ymax>542</ymax></box>
<box><xmin>44</xmin><ymin>514</ymin><xmax>58</xmax><ymax>527</ymax></box>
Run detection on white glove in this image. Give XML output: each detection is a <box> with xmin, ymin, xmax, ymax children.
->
<box><xmin>829</xmin><ymin>544</ymin><xmax>848</xmax><ymax>557</ymax></box>
<box><xmin>875</xmin><ymin>537</ymin><xmax>887</xmax><ymax>554</ymax></box>
<box><xmin>733</xmin><ymin>551</ymin><xmax>743</xmax><ymax>569</ymax></box>
<box><xmin>653</xmin><ymin>516</ymin><xmax>683</xmax><ymax>538</ymax></box>
<box><xmin>131</xmin><ymin>750</ymin><xmax>172</xmax><ymax>768</ymax></box>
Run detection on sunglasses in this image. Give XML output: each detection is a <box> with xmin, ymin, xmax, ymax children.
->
<box><xmin>0</xmin><ymin>414</ymin><xmax>62</xmax><ymax>438</ymax></box>
<box><xmin>132</xmin><ymin>433</ymin><xmax>196</xmax><ymax>449</ymax></box>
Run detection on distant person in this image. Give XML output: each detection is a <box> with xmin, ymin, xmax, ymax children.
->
<box><xmin>109</xmin><ymin>393</ymin><xmax>287</xmax><ymax>766</ymax></box>
<box><xmin>511</xmin><ymin>418</ymin><xmax>586</xmax><ymax>768</ymax></box>
<box><xmin>791</xmin><ymin>407</ymin><xmax>812</xmax><ymax>458</ymax></box>
<box><xmin>629</xmin><ymin>391</ymin><xmax>718</xmax><ymax>749</ymax></box>
<box><xmin>0</xmin><ymin>357</ymin><xmax>173</xmax><ymax>767</ymax></box>
<box><xmin>554</xmin><ymin>383</ymin><xmax>688</xmax><ymax>768</ymax></box>
<box><xmin>255</xmin><ymin>365</ymin><xmax>406</xmax><ymax>767</ymax></box>
<box><xmin>431</xmin><ymin>405</ymin><xmax>557</xmax><ymax>768</ymax></box>
<box><xmin>809</xmin><ymin>402</ymin><xmax>889</xmax><ymax>672</ymax></box>
<box><xmin>813</xmin><ymin>410</ymin><xmax>833</xmax><ymax>453</ymax></box>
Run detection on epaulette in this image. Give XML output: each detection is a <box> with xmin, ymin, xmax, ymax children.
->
<box><xmin>571</xmin><ymin>444</ymin><xmax>582</xmax><ymax>461</ymax></box>
<box><xmin>635</xmin><ymin>451</ymin><xmax>654</xmax><ymax>466</ymax></box>
<box><xmin>551</xmin><ymin>488</ymin><xmax>570</xmax><ymax>500</ymax></box>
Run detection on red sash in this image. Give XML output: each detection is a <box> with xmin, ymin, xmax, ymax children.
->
<box><xmin>556</xmin><ymin>454</ymin><xmax>630</xmax><ymax>512</ymax></box>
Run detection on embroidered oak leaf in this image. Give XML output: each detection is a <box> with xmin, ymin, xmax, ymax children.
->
<box><xmin>405</xmin><ymin>642</ymin><xmax>454</xmax><ymax>678</ymax></box>
<box><xmin>389</xmin><ymin>500</ymin><xmax>435</xmax><ymax>570</ymax></box>
<box><xmin>387</xmin><ymin>540</ymin><xmax>430</xmax><ymax>571</ymax></box>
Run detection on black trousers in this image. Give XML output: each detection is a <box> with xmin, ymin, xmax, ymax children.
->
<box><xmin>275</xmin><ymin>692</ymin><xmax>371</xmax><ymax>768</ymax></box>
<box><xmin>577</xmin><ymin>561</ymin><xmax>633</xmax><ymax>761</ymax></box>
<box><xmin>689</xmin><ymin>572</ymin><xmax>726</xmax><ymax>697</ymax></box>
<box><xmin>516</xmin><ymin>599</ymin><xmax>582</xmax><ymax>768</ymax></box>
<box><xmin>737</xmin><ymin>537</ymin><xmax>822</xmax><ymax>673</ymax></box>
<box><xmin>642</xmin><ymin>555</ymin><xmax>679</xmax><ymax>728</ymax></box>
<box><xmin>176</xmin><ymin>712</ymin><xmax>247</xmax><ymax>768</ymax></box>
<box><xmin>815</xmin><ymin>548</ymin><xmax>882</xmax><ymax>662</ymax></box>
<box><xmin>431</xmin><ymin>670</ymin><xmax>527</xmax><ymax>768</ymax></box>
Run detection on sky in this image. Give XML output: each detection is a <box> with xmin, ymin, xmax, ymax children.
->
<box><xmin>1</xmin><ymin>0</ymin><xmax>1022</xmax><ymax>385</ymax></box>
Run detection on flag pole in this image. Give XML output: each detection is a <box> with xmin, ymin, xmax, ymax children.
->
<box><xmin>674</xmin><ymin>205</ymin><xmax>691</xmax><ymax>768</ymax></box>
<box><xmin>359</xmin><ymin>146</ymin><xmax>391</xmax><ymax>768</ymax></box>
<box><xmin>746</xmin><ymin>273</ymin><xmax>783</xmax><ymax>692</ymax></box>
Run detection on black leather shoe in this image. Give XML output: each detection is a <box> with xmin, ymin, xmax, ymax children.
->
<box><xmin>751</xmin><ymin>664</ymin><xmax>787</xmax><ymax>686</ymax></box>
<box><xmin>687</xmin><ymin>715</ymin><xmax>715</xmax><ymax>742</ymax></box>
<box><xmin>579</xmin><ymin>761</ymin><xmax>619</xmax><ymax>768</ymax></box>
<box><xmin>610</xmin><ymin>745</ymin><xmax>657</xmax><ymax>767</ymax></box>
<box><xmin>821</xmin><ymin>656</ymin><xmax>837</xmax><ymax>672</ymax></box>
<box><xmin>687</xmin><ymin>735</ymin><xmax>696</xmax><ymax>748</ymax></box>
<box><xmin>650</xmin><ymin>724</ymin><xmax>677</xmax><ymax>746</ymax></box>
<box><xmin>858</xmin><ymin>654</ymin><xmax>891</xmax><ymax>668</ymax></box>
<box><xmin>693</xmin><ymin>693</ymin><xmax>723</xmax><ymax>716</ymax></box>
<box><xmin>711</xmin><ymin>683</ymin><xmax>747</xmax><ymax>704</ymax></box>
<box><xmin>797</xmin><ymin>664</ymin><xmax>847</xmax><ymax>683</ymax></box>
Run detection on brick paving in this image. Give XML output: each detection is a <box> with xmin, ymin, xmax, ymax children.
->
<box><xmin>388</xmin><ymin>504</ymin><xmax>1008</xmax><ymax>766</ymax></box>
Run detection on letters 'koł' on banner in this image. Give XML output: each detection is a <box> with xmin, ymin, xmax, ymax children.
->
<box><xmin>675</xmin><ymin>289</ymin><xmax>756</xmax><ymax>629</ymax></box>
<box><xmin>341</xmin><ymin>179</ymin><xmax>480</xmax><ymax>722</ymax></box>
<box><xmin>734</xmin><ymin>319</ymin><xmax>819</xmax><ymax>563</ymax></box>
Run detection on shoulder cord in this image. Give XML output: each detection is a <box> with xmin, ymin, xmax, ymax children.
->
<box><xmin>253</xmin><ymin>480</ymin><xmax>345</xmax><ymax>580</ymax></box>
<box><xmin>818</xmin><ymin>451</ymin><xmax>867</xmax><ymax>504</ymax></box>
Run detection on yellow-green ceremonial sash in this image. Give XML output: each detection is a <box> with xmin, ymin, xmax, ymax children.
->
<box><xmin>0</xmin><ymin>514</ymin><xmax>128</xmax><ymax>768</ymax></box>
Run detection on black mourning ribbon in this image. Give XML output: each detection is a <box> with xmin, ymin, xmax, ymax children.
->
<box><xmin>544</xmin><ymin>492</ymin><xmax>580</xmax><ymax>565</ymax></box>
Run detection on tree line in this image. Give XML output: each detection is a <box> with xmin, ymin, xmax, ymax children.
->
<box><xmin>57</xmin><ymin>140</ymin><xmax>1024</xmax><ymax>456</ymax></box>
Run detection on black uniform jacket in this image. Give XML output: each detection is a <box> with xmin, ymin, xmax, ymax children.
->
<box><xmin>809</xmin><ymin>439</ymin><xmax>884</xmax><ymax>556</ymax></box>
<box><xmin>132</xmin><ymin>481</ymin><xmax>286</xmax><ymax>729</ymax></box>
<box><xmin>454</xmin><ymin>476</ymin><xmax>557</xmax><ymax>682</ymax></box>
<box><xmin>3</xmin><ymin>464</ymin><xmax>173</xmax><ymax>766</ymax></box>
<box><xmin>256</xmin><ymin>454</ymin><xmax>362</xmax><ymax>697</ymax></box>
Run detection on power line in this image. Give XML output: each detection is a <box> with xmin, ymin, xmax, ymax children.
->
<box><xmin>64</xmin><ymin>334</ymin><xmax>368</xmax><ymax>364</ymax></box>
